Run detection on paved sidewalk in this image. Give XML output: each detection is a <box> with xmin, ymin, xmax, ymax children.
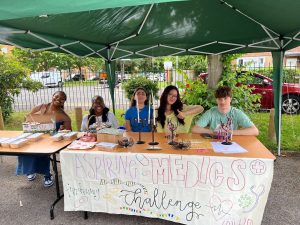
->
<box><xmin>0</xmin><ymin>156</ymin><xmax>299</xmax><ymax>225</ymax></box>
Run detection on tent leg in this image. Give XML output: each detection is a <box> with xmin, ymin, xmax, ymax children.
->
<box><xmin>105</xmin><ymin>60</ymin><xmax>116</xmax><ymax>114</ymax></box>
<box><xmin>271</xmin><ymin>50</ymin><xmax>284</xmax><ymax>156</ymax></box>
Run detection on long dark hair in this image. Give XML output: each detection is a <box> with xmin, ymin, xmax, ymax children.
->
<box><xmin>88</xmin><ymin>96</ymin><xmax>109</xmax><ymax>127</ymax></box>
<box><xmin>130</xmin><ymin>87</ymin><xmax>149</xmax><ymax>107</ymax></box>
<box><xmin>157</xmin><ymin>85</ymin><xmax>184</xmax><ymax>128</ymax></box>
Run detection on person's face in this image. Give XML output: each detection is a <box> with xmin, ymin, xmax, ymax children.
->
<box><xmin>167</xmin><ymin>89</ymin><xmax>178</xmax><ymax>105</ymax></box>
<box><xmin>93</xmin><ymin>99</ymin><xmax>103</xmax><ymax>115</ymax></box>
<box><xmin>135</xmin><ymin>89</ymin><xmax>147</xmax><ymax>105</ymax></box>
<box><xmin>52</xmin><ymin>93</ymin><xmax>66</xmax><ymax>108</ymax></box>
<box><xmin>216</xmin><ymin>96</ymin><xmax>231</xmax><ymax>113</ymax></box>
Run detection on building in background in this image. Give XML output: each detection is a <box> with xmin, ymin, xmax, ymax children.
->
<box><xmin>236</xmin><ymin>46</ymin><xmax>300</xmax><ymax>68</ymax></box>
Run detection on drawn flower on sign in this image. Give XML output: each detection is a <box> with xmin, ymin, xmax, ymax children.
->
<box><xmin>103</xmin><ymin>188</ymin><xmax>120</xmax><ymax>205</ymax></box>
<box><xmin>238</xmin><ymin>194</ymin><xmax>253</xmax><ymax>209</ymax></box>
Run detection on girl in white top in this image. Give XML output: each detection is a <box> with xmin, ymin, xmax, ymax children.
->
<box><xmin>81</xmin><ymin>95</ymin><xmax>119</xmax><ymax>131</ymax></box>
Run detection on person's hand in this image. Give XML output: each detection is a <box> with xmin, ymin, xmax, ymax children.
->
<box><xmin>177</xmin><ymin>110</ymin><xmax>186</xmax><ymax>119</ymax></box>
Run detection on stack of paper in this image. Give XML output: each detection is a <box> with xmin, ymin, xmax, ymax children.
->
<box><xmin>211</xmin><ymin>142</ymin><xmax>248</xmax><ymax>154</ymax></box>
<box><xmin>96</xmin><ymin>142</ymin><xmax>118</xmax><ymax>148</ymax></box>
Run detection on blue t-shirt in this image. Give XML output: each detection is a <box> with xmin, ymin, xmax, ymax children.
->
<box><xmin>125</xmin><ymin>106</ymin><xmax>153</xmax><ymax>132</ymax></box>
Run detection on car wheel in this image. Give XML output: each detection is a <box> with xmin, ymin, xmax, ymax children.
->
<box><xmin>282</xmin><ymin>95</ymin><xmax>300</xmax><ymax>114</ymax></box>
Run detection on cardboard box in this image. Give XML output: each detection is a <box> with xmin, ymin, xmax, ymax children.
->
<box><xmin>97</xmin><ymin>133</ymin><xmax>119</xmax><ymax>143</ymax></box>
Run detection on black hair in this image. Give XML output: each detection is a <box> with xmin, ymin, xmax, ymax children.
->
<box><xmin>157</xmin><ymin>85</ymin><xmax>184</xmax><ymax>128</ymax></box>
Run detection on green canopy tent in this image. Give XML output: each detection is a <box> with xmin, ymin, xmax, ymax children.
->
<box><xmin>1</xmin><ymin>0</ymin><xmax>300</xmax><ymax>155</ymax></box>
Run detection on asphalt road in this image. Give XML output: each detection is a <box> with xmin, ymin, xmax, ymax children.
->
<box><xmin>0</xmin><ymin>156</ymin><xmax>299</xmax><ymax>225</ymax></box>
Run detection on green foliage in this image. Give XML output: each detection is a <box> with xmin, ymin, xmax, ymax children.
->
<box><xmin>122</xmin><ymin>76</ymin><xmax>159</xmax><ymax>100</ymax></box>
<box><xmin>177</xmin><ymin>70</ymin><xmax>215</xmax><ymax>111</ymax></box>
<box><xmin>219</xmin><ymin>54</ymin><xmax>261</xmax><ymax>112</ymax></box>
<box><xmin>177</xmin><ymin>54</ymin><xmax>261</xmax><ymax>112</ymax></box>
<box><xmin>12</xmin><ymin>48</ymin><xmax>105</xmax><ymax>73</ymax></box>
<box><xmin>12</xmin><ymin>48</ymin><xmax>59</xmax><ymax>71</ymax></box>
<box><xmin>115</xmin><ymin>55</ymin><xmax>207</xmax><ymax>74</ymax></box>
<box><xmin>178</xmin><ymin>55</ymin><xmax>207</xmax><ymax>73</ymax></box>
<box><xmin>0</xmin><ymin>54</ymin><xmax>42</xmax><ymax>121</ymax></box>
<box><xmin>218</xmin><ymin>69</ymin><xmax>261</xmax><ymax>112</ymax></box>
<box><xmin>251</xmin><ymin>67</ymin><xmax>300</xmax><ymax>83</ymax></box>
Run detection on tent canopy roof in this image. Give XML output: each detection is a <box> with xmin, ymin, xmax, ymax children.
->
<box><xmin>1</xmin><ymin>0</ymin><xmax>300</xmax><ymax>60</ymax></box>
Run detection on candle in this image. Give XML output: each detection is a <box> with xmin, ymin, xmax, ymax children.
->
<box><xmin>136</xmin><ymin>96</ymin><xmax>140</xmax><ymax>123</ymax></box>
<box><xmin>151</xmin><ymin>91</ymin><xmax>156</xmax><ymax>125</ymax></box>
<box><xmin>148</xmin><ymin>92</ymin><xmax>151</xmax><ymax>124</ymax></box>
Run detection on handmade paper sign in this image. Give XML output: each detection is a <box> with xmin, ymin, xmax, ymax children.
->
<box><xmin>61</xmin><ymin>150</ymin><xmax>274</xmax><ymax>225</ymax></box>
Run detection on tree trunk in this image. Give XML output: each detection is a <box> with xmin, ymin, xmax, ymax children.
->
<box><xmin>207</xmin><ymin>55</ymin><xmax>223</xmax><ymax>89</ymax></box>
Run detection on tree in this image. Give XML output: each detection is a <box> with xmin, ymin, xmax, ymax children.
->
<box><xmin>122</xmin><ymin>76</ymin><xmax>159</xmax><ymax>101</ymax></box>
<box><xmin>85</xmin><ymin>57</ymin><xmax>105</xmax><ymax>72</ymax></box>
<box><xmin>177</xmin><ymin>54</ymin><xmax>261</xmax><ymax>112</ymax></box>
<box><xmin>12</xmin><ymin>48</ymin><xmax>105</xmax><ymax>75</ymax></box>
<box><xmin>115</xmin><ymin>55</ymin><xmax>207</xmax><ymax>74</ymax></box>
<box><xmin>0</xmin><ymin>53</ymin><xmax>42</xmax><ymax>121</ymax></box>
<box><xmin>12</xmin><ymin>48</ymin><xmax>59</xmax><ymax>71</ymax></box>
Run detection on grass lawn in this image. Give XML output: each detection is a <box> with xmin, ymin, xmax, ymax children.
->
<box><xmin>3</xmin><ymin>111</ymin><xmax>300</xmax><ymax>152</ymax></box>
<box><xmin>249</xmin><ymin>112</ymin><xmax>300</xmax><ymax>153</ymax></box>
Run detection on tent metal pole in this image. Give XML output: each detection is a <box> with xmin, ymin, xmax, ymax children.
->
<box><xmin>112</xmin><ymin>53</ymin><xmax>133</xmax><ymax>61</ymax></box>
<box><xmin>261</xmin><ymin>26</ymin><xmax>280</xmax><ymax>48</ymax></box>
<box><xmin>248</xmin><ymin>46</ymin><xmax>279</xmax><ymax>50</ymax></box>
<box><xmin>271</xmin><ymin>50</ymin><xmax>284</xmax><ymax>156</ymax></box>
<box><xmin>170</xmin><ymin>50</ymin><xmax>185</xmax><ymax>56</ymax></box>
<box><xmin>137</xmin><ymin>4</ymin><xmax>154</xmax><ymax>35</ymax></box>
<box><xmin>188</xmin><ymin>49</ymin><xmax>214</xmax><ymax>55</ymax></box>
<box><xmin>190</xmin><ymin>41</ymin><xmax>218</xmax><ymax>50</ymax></box>
<box><xmin>216</xmin><ymin>46</ymin><xmax>245</xmax><ymax>55</ymax></box>
<box><xmin>111</xmin><ymin>46</ymin><xmax>133</xmax><ymax>54</ymax></box>
<box><xmin>249</xmin><ymin>37</ymin><xmax>279</xmax><ymax>46</ymax></box>
<box><xmin>110</xmin><ymin>42</ymin><xmax>119</xmax><ymax>60</ymax></box>
<box><xmin>105</xmin><ymin>55</ymin><xmax>116</xmax><ymax>114</ymax></box>
<box><xmin>220</xmin><ymin>0</ymin><xmax>280</xmax><ymax>37</ymax></box>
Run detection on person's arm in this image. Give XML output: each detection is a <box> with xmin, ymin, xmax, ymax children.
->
<box><xmin>24</xmin><ymin>105</ymin><xmax>41</xmax><ymax>122</ymax></box>
<box><xmin>29</xmin><ymin>106</ymin><xmax>42</xmax><ymax>114</ymax></box>
<box><xmin>191</xmin><ymin>108</ymin><xmax>212</xmax><ymax>134</ymax></box>
<box><xmin>234</xmin><ymin>108</ymin><xmax>259</xmax><ymax>136</ymax></box>
<box><xmin>177</xmin><ymin>105</ymin><xmax>204</xmax><ymax>119</ymax></box>
<box><xmin>124</xmin><ymin>108</ymin><xmax>132</xmax><ymax>131</ymax></box>
<box><xmin>81</xmin><ymin>115</ymin><xmax>88</xmax><ymax>132</ymax></box>
<box><xmin>191</xmin><ymin>125</ymin><xmax>214</xmax><ymax>134</ymax></box>
<box><xmin>125</xmin><ymin>120</ymin><xmax>132</xmax><ymax>131</ymax></box>
<box><xmin>60</xmin><ymin>112</ymin><xmax>72</xmax><ymax>130</ymax></box>
<box><xmin>27</xmin><ymin>104</ymin><xmax>46</xmax><ymax>115</ymax></box>
<box><xmin>233</xmin><ymin>125</ymin><xmax>259</xmax><ymax>136</ymax></box>
<box><xmin>62</xmin><ymin>118</ymin><xmax>72</xmax><ymax>131</ymax></box>
<box><xmin>108</xmin><ymin>113</ymin><xmax>119</xmax><ymax>129</ymax></box>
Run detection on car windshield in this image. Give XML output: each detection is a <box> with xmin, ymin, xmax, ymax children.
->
<box><xmin>41</xmin><ymin>73</ymin><xmax>50</xmax><ymax>79</ymax></box>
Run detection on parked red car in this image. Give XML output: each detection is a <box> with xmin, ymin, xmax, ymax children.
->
<box><xmin>199</xmin><ymin>72</ymin><xmax>300</xmax><ymax>114</ymax></box>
